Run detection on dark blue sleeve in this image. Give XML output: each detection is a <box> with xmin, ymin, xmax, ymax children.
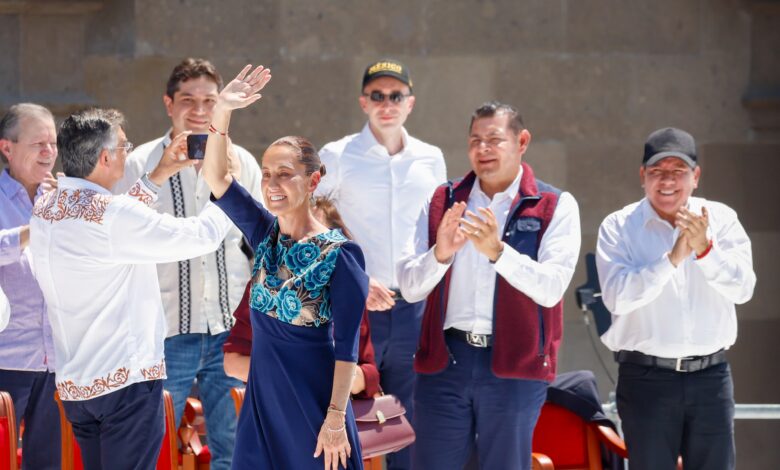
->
<box><xmin>330</xmin><ymin>241</ymin><xmax>369</xmax><ymax>362</ymax></box>
<box><xmin>211</xmin><ymin>178</ymin><xmax>275</xmax><ymax>249</ymax></box>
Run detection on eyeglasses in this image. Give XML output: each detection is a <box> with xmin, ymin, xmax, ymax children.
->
<box><xmin>363</xmin><ymin>91</ymin><xmax>411</xmax><ymax>104</ymax></box>
<box><xmin>109</xmin><ymin>142</ymin><xmax>134</xmax><ymax>154</ymax></box>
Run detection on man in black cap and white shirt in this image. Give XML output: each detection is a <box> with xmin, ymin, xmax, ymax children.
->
<box><xmin>596</xmin><ymin>127</ymin><xmax>756</xmax><ymax>470</ymax></box>
<box><xmin>316</xmin><ymin>58</ymin><xmax>446</xmax><ymax>470</ymax></box>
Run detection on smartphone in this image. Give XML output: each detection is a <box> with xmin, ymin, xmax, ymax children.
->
<box><xmin>186</xmin><ymin>134</ymin><xmax>208</xmax><ymax>160</ymax></box>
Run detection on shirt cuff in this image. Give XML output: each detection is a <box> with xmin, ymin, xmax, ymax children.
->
<box><xmin>492</xmin><ymin>242</ymin><xmax>527</xmax><ymax>276</ymax></box>
<box><xmin>126</xmin><ymin>176</ymin><xmax>159</xmax><ymax>207</ymax></box>
<box><xmin>0</xmin><ymin>227</ymin><xmax>23</xmax><ymax>263</ymax></box>
<box><xmin>425</xmin><ymin>246</ymin><xmax>453</xmax><ymax>277</ymax></box>
<box><xmin>222</xmin><ymin>336</ymin><xmax>252</xmax><ymax>356</ymax></box>
<box><xmin>140</xmin><ymin>172</ymin><xmax>162</xmax><ymax>193</ymax></box>
<box><xmin>693</xmin><ymin>239</ymin><xmax>725</xmax><ymax>274</ymax></box>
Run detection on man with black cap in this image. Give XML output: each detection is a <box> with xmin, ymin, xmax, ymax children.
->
<box><xmin>316</xmin><ymin>58</ymin><xmax>446</xmax><ymax>470</ymax></box>
<box><xmin>596</xmin><ymin>127</ymin><xmax>756</xmax><ymax>470</ymax></box>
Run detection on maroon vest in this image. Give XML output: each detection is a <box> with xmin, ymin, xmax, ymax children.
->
<box><xmin>414</xmin><ymin>162</ymin><xmax>563</xmax><ymax>382</ymax></box>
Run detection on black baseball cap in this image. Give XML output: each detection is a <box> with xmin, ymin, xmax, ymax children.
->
<box><xmin>362</xmin><ymin>59</ymin><xmax>413</xmax><ymax>91</ymax></box>
<box><xmin>643</xmin><ymin>127</ymin><xmax>697</xmax><ymax>168</ymax></box>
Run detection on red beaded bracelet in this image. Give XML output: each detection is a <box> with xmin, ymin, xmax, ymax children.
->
<box><xmin>208</xmin><ymin>124</ymin><xmax>228</xmax><ymax>136</ymax></box>
<box><xmin>695</xmin><ymin>239</ymin><xmax>713</xmax><ymax>260</ymax></box>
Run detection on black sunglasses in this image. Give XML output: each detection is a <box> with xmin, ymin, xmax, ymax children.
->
<box><xmin>363</xmin><ymin>91</ymin><xmax>411</xmax><ymax>104</ymax></box>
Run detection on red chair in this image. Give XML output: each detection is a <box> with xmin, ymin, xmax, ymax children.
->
<box><xmin>0</xmin><ymin>391</ymin><xmax>18</xmax><ymax>470</ymax></box>
<box><xmin>532</xmin><ymin>402</ymin><xmax>628</xmax><ymax>470</ymax></box>
<box><xmin>179</xmin><ymin>397</ymin><xmax>210</xmax><ymax>470</ymax></box>
<box><xmin>54</xmin><ymin>389</ymin><xmax>179</xmax><ymax>470</ymax></box>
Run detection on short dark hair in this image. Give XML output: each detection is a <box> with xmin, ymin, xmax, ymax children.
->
<box><xmin>469</xmin><ymin>101</ymin><xmax>525</xmax><ymax>134</ymax></box>
<box><xmin>59</xmin><ymin>108</ymin><xmax>126</xmax><ymax>178</ymax></box>
<box><xmin>165</xmin><ymin>58</ymin><xmax>223</xmax><ymax>98</ymax></box>
<box><xmin>269</xmin><ymin>136</ymin><xmax>325</xmax><ymax>177</ymax></box>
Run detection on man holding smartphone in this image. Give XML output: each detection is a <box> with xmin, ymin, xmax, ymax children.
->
<box><xmin>113</xmin><ymin>58</ymin><xmax>262</xmax><ymax>470</ymax></box>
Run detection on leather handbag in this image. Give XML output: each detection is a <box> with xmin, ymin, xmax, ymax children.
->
<box><xmin>352</xmin><ymin>394</ymin><xmax>416</xmax><ymax>459</ymax></box>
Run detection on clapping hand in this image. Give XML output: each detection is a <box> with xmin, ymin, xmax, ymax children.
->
<box><xmin>460</xmin><ymin>207</ymin><xmax>504</xmax><ymax>262</ymax></box>
<box><xmin>676</xmin><ymin>206</ymin><xmax>710</xmax><ymax>255</ymax></box>
<box><xmin>433</xmin><ymin>202</ymin><xmax>468</xmax><ymax>263</ymax></box>
<box><xmin>669</xmin><ymin>207</ymin><xmax>709</xmax><ymax>266</ymax></box>
<box><xmin>216</xmin><ymin>65</ymin><xmax>272</xmax><ymax>112</ymax></box>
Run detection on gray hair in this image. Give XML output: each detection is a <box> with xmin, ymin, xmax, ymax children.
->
<box><xmin>0</xmin><ymin>103</ymin><xmax>55</xmax><ymax>163</ymax></box>
<box><xmin>59</xmin><ymin>108</ymin><xmax>126</xmax><ymax>178</ymax></box>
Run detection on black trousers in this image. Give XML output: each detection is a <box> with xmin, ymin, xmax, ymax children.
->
<box><xmin>62</xmin><ymin>380</ymin><xmax>165</xmax><ymax>470</ymax></box>
<box><xmin>0</xmin><ymin>369</ymin><xmax>60</xmax><ymax>470</ymax></box>
<box><xmin>616</xmin><ymin>361</ymin><xmax>735</xmax><ymax>470</ymax></box>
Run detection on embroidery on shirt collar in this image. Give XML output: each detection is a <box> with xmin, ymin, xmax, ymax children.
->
<box><xmin>33</xmin><ymin>188</ymin><xmax>111</xmax><ymax>224</ymax></box>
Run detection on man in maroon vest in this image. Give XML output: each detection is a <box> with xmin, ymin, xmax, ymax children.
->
<box><xmin>397</xmin><ymin>101</ymin><xmax>581</xmax><ymax>469</ymax></box>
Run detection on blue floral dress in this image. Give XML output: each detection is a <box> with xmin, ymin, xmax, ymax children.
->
<box><xmin>212</xmin><ymin>180</ymin><xmax>369</xmax><ymax>470</ymax></box>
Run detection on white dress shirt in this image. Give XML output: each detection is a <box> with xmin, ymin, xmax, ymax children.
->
<box><xmin>29</xmin><ymin>176</ymin><xmax>231</xmax><ymax>400</ymax></box>
<box><xmin>114</xmin><ymin>132</ymin><xmax>262</xmax><ymax>336</ymax></box>
<box><xmin>317</xmin><ymin>124</ymin><xmax>446</xmax><ymax>289</ymax></box>
<box><xmin>397</xmin><ymin>167</ymin><xmax>581</xmax><ymax>334</ymax></box>
<box><xmin>597</xmin><ymin>197</ymin><xmax>756</xmax><ymax>357</ymax></box>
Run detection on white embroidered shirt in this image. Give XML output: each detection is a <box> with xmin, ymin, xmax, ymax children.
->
<box><xmin>29</xmin><ymin>176</ymin><xmax>231</xmax><ymax>401</ymax></box>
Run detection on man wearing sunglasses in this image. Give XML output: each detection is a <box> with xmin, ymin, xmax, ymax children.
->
<box><xmin>316</xmin><ymin>59</ymin><xmax>446</xmax><ymax>470</ymax></box>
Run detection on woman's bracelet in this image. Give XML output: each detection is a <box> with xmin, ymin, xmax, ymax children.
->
<box><xmin>326</xmin><ymin>423</ymin><xmax>346</xmax><ymax>433</ymax></box>
<box><xmin>327</xmin><ymin>403</ymin><xmax>346</xmax><ymax>415</ymax></box>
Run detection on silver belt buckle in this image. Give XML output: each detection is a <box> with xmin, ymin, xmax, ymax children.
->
<box><xmin>675</xmin><ymin>357</ymin><xmax>693</xmax><ymax>372</ymax></box>
<box><xmin>466</xmin><ymin>332</ymin><xmax>488</xmax><ymax>348</ymax></box>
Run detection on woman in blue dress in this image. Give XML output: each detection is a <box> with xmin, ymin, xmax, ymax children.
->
<box><xmin>202</xmin><ymin>64</ymin><xmax>369</xmax><ymax>470</ymax></box>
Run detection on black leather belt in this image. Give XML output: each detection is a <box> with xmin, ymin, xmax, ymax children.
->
<box><xmin>615</xmin><ymin>349</ymin><xmax>726</xmax><ymax>373</ymax></box>
<box><xmin>445</xmin><ymin>328</ymin><xmax>493</xmax><ymax>348</ymax></box>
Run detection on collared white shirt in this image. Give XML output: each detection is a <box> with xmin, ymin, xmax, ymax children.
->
<box><xmin>114</xmin><ymin>132</ymin><xmax>262</xmax><ymax>336</ymax></box>
<box><xmin>317</xmin><ymin>123</ymin><xmax>446</xmax><ymax>289</ymax></box>
<box><xmin>597</xmin><ymin>197</ymin><xmax>756</xmax><ymax>358</ymax></box>
<box><xmin>29</xmin><ymin>176</ymin><xmax>231</xmax><ymax>400</ymax></box>
<box><xmin>397</xmin><ymin>167</ymin><xmax>581</xmax><ymax>334</ymax></box>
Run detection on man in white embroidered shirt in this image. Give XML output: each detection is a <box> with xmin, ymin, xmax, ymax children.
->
<box><xmin>113</xmin><ymin>58</ymin><xmax>262</xmax><ymax>469</ymax></box>
<box><xmin>29</xmin><ymin>108</ymin><xmax>232</xmax><ymax>469</ymax></box>
<box><xmin>597</xmin><ymin>127</ymin><xmax>756</xmax><ymax>470</ymax></box>
<box><xmin>316</xmin><ymin>58</ymin><xmax>446</xmax><ymax>470</ymax></box>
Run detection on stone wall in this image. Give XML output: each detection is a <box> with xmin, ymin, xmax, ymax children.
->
<box><xmin>2</xmin><ymin>0</ymin><xmax>778</xmax><ymax>467</ymax></box>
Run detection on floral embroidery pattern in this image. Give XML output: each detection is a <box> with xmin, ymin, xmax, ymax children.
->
<box><xmin>140</xmin><ymin>360</ymin><xmax>166</xmax><ymax>380</ymax></box>
<box><xmin>249</xmin><ymin>221</ymin><xmax>347</xmax><ymax>327</ymax></box>
<box><xmin>33</xmin><ymin>188</ymin><xmax>110</xmax><ymax>224</ymax></box>
<box><xmin>57</xmin><ymin>367</ymin><xmax>130</xmax><ymax>400</ymax></box>
<box><xmin>127</xmin><ymin>181</ymin><xmax>155</xmax><ymax>207</ymax></box>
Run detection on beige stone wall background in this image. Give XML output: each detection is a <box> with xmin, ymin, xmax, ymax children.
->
<box><xmin>1</xmin><ymin>0</ymin><xmax>778</xmax><ymax>467</ymax></box>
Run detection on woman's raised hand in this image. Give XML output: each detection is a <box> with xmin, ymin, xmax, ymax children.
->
<box><xmin>216</xmin><ymin>64</ymin><xmax>272</xmax><ymax>111</ymax></box>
